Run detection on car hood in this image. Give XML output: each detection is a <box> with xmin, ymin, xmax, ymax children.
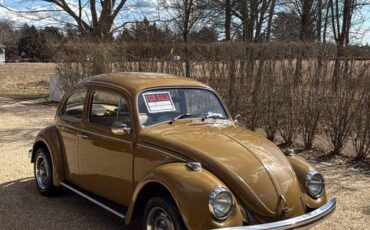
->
<box><xmin>140</xmin><ymin>120</ymin><xmax>305</xmax><ymax>222</ymax></box>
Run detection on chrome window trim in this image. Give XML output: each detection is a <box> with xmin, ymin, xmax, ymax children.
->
<box><xmin>60</xmin><ymin>89</ymin><xmax>88</xmax><ymax>121</ymax></box>
<box><xmin>58</xmin><ymin>124</ymin><xmax>132</xmax><ymax>145</ymax></box>
<box><xmin>215</xmin><ymin>198</ymin><xmax>336</xmax><ymax>230</ymax></box>
<box><xmin>84</xmin><ymin>81</ymin><xmax>132</xmax><ymax>97</ymax></box>
<box><xmin>135</xmin><ymin>86</ymin><xmax>232</xmax><ymax>129</ymax></box>
<box><xmin>87</xmin><ymin>90</ymin><xmax>132</xmax><ymax>128</ymax></box>
<box><xmin>60</xmin><ymin>115</ymin><xmax>83</xmax><ymax>123</ymax></box>
<box><xmin>136</xmin><ymin>143</ymin><xmax>186</xmax><ymax>162</ymax></box>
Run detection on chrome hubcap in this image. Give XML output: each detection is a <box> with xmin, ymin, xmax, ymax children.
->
<box><xmin>35</xmin><ymin>155</ymin><xmax>49</xmax><ymax>190</ymax></box>
<box><xmin>146</xmin><ymin>207</ymin><xmax>175</xmax><ymax>230</ymax></box>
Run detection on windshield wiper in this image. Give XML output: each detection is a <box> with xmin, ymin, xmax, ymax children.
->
<box><xmin>201</xmin><ymin>114</ymin><xmax>226</xmax><ymax>121</ymax></box>
<box><xmin>169</xmin><ymin>113</ymin><xmax>194</xmax><ymax>124</ymax></box>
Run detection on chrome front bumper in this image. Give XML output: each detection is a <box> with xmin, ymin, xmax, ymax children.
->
<box><xmin>217</xmin><ymin>198</ymin><xmax>336</xmax><ymax>230</ymax></box>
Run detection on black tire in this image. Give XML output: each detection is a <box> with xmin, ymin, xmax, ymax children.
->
<box><xmin>33</xmin><ymin>148</ymin><xmax>57</xmax><ymax>196</ymax></box>
<box><xmin>143</xmin><ymin>197</ymin><xmax>186</xmax><ymax>230</ymax></box>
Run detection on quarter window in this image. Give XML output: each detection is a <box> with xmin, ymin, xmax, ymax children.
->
<box><xmin>89</xmin><ymin>91</ymin><xmax>131</xmax><ymax>127</ymax></box>
<box><xmin>62</xmin><ymin>91</ymin><xmax>86</xmax><ymax>119</ymax></box>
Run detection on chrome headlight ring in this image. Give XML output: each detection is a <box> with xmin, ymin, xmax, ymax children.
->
<box><xmin>208</xmin><ymin>187</ymin><xmax>234</xmax><ymax>221</ymax></box>
<box><xmin>305</xmin><ymin>170</ymin><xmax>325</xmax><ymax>199</ymax></box>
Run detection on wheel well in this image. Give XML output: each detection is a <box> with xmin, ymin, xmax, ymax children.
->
<box><xmin>31</xmin><ymin>141</ymin><xmax>50</xmax><ymax>163</ymax></box>
<box><xmin>131</xmin><ymin>182</ymin><xmax>177</xmax><ymax>223</ymax></box>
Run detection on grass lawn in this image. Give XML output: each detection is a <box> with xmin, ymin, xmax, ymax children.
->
<box><xmin>0</xmin><ymin>63</ymin><xmax>56</xmax><ymax>99</ymax></box>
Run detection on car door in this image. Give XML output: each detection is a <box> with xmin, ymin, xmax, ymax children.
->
<box><xmin>78</xmin><ymin>87</ymin><xmax>134</xmax><ymax>206</ymax></box>
<box><xmin>57</xmin><ymin>89</ymin><xmax>87</xmax><ymax>185</ymax></box>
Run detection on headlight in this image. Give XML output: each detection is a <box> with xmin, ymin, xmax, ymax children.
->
<box><xmin>305</xmin><ymin>170</ymin><xmax>325</xmax><ymax>198</ymax></box>
<box><xmin>208</xmin><ymin>187</ymin><xmax>234</xmax><ymax>221</ymax></box>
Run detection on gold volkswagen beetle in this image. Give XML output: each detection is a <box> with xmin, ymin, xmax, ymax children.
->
<box><xmin>30</xmin><ymin>72</ymin><xmax>336</xmax><ymax>229</ymax></box>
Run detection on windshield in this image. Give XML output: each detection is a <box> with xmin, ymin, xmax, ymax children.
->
<box><xmin>137</xmin><ymin>88</ymin><xmax>228</xmax><ymax>127</ymax></box>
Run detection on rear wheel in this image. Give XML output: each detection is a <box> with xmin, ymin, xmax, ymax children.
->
<box><xmin>143</xmin><ymin>197</ymin><xmax>185</xmax><ymax>230</ymax></box>
<box><xmin>34</xmin><ymin>148</ymin><xmax>57</xmax><ymax>196</ymax></box>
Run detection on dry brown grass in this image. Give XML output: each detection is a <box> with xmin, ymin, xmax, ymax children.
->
<box><xmin>0</xmin><ymin>63</ymin><xmax>56</xmax><ymax>98</ymax></box>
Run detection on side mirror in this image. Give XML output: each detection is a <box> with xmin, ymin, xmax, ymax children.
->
<box><xmin>234</xmin><ymin>114</ymin><xmax>241</xmax><ymax>124</ymax></box>
<box><xmin>111</xmin><ymin>121</ymin><xmax>131</xmax><ymax>135</ymax></box>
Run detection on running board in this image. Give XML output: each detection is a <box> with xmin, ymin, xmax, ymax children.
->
<box><xmin>60</xmin><ymin>182</ymin><xmax>126</xmax><ymax>219</ymax></box>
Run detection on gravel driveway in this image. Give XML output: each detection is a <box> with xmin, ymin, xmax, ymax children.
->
<box><xmin>0</xmin><ymin>96</ymin><xmax>369</xmax><ymax>229</ymax></box>
<box><xmin>0</xmin><ymin>97</ymin><xmax>122</xmax><ymax>230</ymax></box>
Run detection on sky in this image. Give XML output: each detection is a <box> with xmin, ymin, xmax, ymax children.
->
<box><xmin>0</xmin><ymin>0</ymin><xmax>370</xmax><ymax>45</ymax></box>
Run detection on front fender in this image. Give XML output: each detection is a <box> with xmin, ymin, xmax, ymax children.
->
<box><xmin>287</xmin><ymin>155</ymin><xmax>327</xmax><ymax>209</ymax></box>
<box><xmin>126</xmin><ymin>163</ymin><xmax>244</xmax><ymax>229</ymax></box>
<box><xmin>31</xmin><ymin>125</ymin><xmax>64</xmax><ymax>187</ymax></box>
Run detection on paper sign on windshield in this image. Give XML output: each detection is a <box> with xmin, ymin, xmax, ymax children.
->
<box><xmin>143</xmin><ymin>91</ymin><xmax>176</xmax><ymax>113</ymax></box>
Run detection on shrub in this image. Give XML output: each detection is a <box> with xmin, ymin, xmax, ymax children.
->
<box><xmin>325</xmin><ymin>62</ymin><xmax>368</xmax><ymax>155</ymax></box>
<box><xmin>352</xmin><ymin>87</ymin><xmax>370</xmax><ymax>161</ymax></box>
<box><xmin>55</xmin><ymin>42</ymin><xmax>370</xmax><ymax>160</ymax></box>
<box><xmin>297</xmin><ymin>59</ymin><xmax>329</xmax><ymax>149</ymax></box>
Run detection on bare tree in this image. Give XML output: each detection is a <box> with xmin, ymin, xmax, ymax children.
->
<box><xmin>159</xmin><ymin>0</ymin><xmax>210</xmax><ymax>43</ymax></box>
<box><xmin>271</xmin><ymin>12</ymin><xmax>301</xmax><ymax>41</ymax></box>
<box><xmin>159</xmin><ymin>0</ymin><xmax>211</xmax><ymax>77</ymax></box>
<box><xmin>0</xmin><ymin>0</ymin><xmax>130</xmax><ymax>40</ymax></box>
<box><xmin>300</xmin><ymin>0</ymin><xmax>314</xmax><ymax>41</ymax></box>
<box><xmin>265</xmin><ymin>0</ymin><xmax>276</xmax><ymax>41</ymax></box>
<box><xmin>328</xmin><ymin>0</ymin><xmax>369</xmax><ymax>88</ymax></box>
<box><xmin>0</xmin><ymin>20</ymin><xmax>17</xmax><ymax>60</ymax></box>
<box><xmin>323</xmin><ymin>0</ymin><xmax>331</xmax><ymax>43</ymax></box>
<box><xmin>233</xmin><ymin>0</ymin><xmax>277</xmax><ymax>42</ymax></box>
<box><xmin>282</xmin><ymin>0</ymin><xmax>335</xmax><ymax>43</ymax></box>
<box><xmin>329</xmin><ymin>0</ymin><xmax>355</xmax><ymax>88</ymax></box>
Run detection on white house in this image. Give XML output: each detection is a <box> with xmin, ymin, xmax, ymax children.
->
<box><xmin>0</xmin><ymin>44</ymin><xmax>5</xmax><ymax>64</ymax></box>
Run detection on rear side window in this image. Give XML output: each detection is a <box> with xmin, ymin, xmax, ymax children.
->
<box><xmin>89</xmin><ymin>91</ymin><xmax>131</xmax><ymax>127</ymax></box>
<box><xmin>62</xmin><ymin>91</ymin><xmax>86</xmax><ymax>119</ymax></box>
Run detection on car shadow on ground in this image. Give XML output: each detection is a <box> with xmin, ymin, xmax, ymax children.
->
<box><xmin>0</xmin><ymin>178</ymin><xmax>125</xmax><ymax>230</ymax></box>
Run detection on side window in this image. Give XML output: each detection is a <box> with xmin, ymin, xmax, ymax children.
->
<box><xmin>62</xmin><ymin>91</ymin><xmax>86</xmax><ymax>119</ymax></box>
<box><xmin>89</xmin><ymin>91</ymin><xmax>131</xmax><ymax>127</ymax></box>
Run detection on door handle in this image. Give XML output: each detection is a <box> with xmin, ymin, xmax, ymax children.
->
<box><xmin>78</xmin><ymin>133</ymin><xmax>89</xmax><ymax>139</ymax></box>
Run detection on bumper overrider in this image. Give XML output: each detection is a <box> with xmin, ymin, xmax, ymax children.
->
<box><xmin>216</xmin><ymin>198</ymin><xmax>336</xmax><ymax>230</ymax></box>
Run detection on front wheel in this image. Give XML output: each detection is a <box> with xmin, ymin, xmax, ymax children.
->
<box><xmin>143</xmin><ymin>197</ymin><xmax>185</xmax><ymax>230</ymax></box>
<box><xmin>33</xmin><ymin>148</ymin><xmax>57</xmax><ymax>196</ymax></box>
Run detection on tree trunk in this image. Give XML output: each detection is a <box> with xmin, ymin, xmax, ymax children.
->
<box><xmin>228</xmin><ymin>57</ymin><xmax>236</xmax><ymax>113</ymax></box>
<box><xmin>242</xmin><ymin>0</ymin><xmax>249</xmax><ymax>42</ymax></box>
<box><xmin>331</xmin><ymin>0</ymin><xmax>353</xmax><ymax>90</ymax></box>
<box><xmin>323</xmin><ymin>0</ymin><xmax>330</xmax><ymax>43</ymax></box>
<box><xmin>183</xmin><ymin>0</ymin><xmax>192</xmax><ymax>77</ymax></box>
<box><xmin>332</xmin><ymin>43</ymin><xmax>344</xmax><ymax>89</ymax></box>
<box><xmin>317</xmin><ymin>0</ymin><xmax>322</xmax><ymax>42</ymax></box>
<box><xmin>266</xmin><ymin>0</ymin><xmax>276</xmax><ymax>41</ymax></box>
<box><xmin>300</xmin><ymin>0</ymin><xmax>313</xmax><ymax>41</ymax></box>
<box><xmin>295</xmin><ymin>0</ymin><xmax>313</xmax><ymax>83</ymax></box>
<box><xmin>183</xmin><ymin>33</ymin><xmax>191</xmax><ymax>77</ymax></box>
<box><xmin>248</xmin><ymin>0</ymin><xmax>257</xmax><ymax>42</ymax></box>
<box><xmin>225</xmin><ymin>0</ymin><xmax>232</xmax><ymax>41</ymax></box>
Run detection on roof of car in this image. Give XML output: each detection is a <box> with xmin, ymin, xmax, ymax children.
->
<box><xmin>80</xmin><ymin>72</ymin><xmax>209</xmax><ymax>95</ymax></box>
